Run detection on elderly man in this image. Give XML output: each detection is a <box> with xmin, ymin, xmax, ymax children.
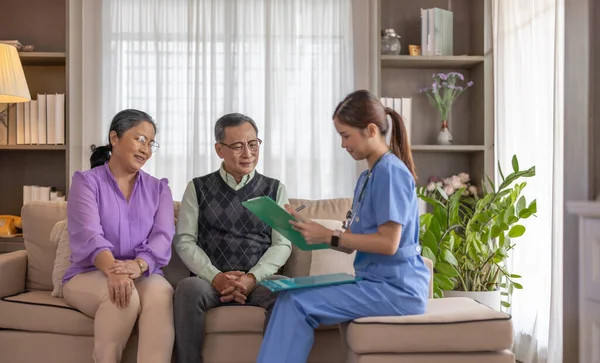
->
<box><xmin>173</xmin><ymin>113</ymin><xmax>292</xmax><ymax>363</ymax></box>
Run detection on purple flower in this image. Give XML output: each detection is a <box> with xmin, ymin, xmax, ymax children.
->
<box><xmin>467</xmin><ymin>81</ymin><xmax>474</xmax><ymax>87</ymax></box>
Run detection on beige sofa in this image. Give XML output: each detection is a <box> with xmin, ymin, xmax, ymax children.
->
<box><xmin>0</xmin><ymin>199</ymin><xmax>515</xmax><ymax>363</ymax></box>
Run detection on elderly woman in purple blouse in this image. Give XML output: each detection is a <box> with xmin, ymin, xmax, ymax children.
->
<box><xmin>62</xmin><ymin>109</ymin><xmax>175</xmax><ymax>363</ymax></box>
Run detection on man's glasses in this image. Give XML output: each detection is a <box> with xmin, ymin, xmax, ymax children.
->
<box><xmin>219</xmin><ymin>138</ymin><xmax>262</xmax><ymax>154</ymax></box>
<box><xmin>134</xmin><ymin>135</ymin><xmax>159</xmax><ymax>153</ymax></box>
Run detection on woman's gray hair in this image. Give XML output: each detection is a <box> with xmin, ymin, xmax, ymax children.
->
<box><xmin>214</xmin><ymin>113</ymin><xmax>258</xmax><ymax>142</ymax></box>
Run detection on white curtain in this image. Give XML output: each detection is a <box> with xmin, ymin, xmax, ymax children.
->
<box><xmin>91</xmin><ymin>0</ymin><xmax>356</xmax><ymax>201</ymax></box>
<box><xmin>492</xmin><ymin>1</ymin><xmax>564</xmax><ymax>362</ymax></box>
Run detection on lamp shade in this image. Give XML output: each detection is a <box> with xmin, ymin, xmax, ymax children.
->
<box><xmin>0</xmin><ymin>44</ymin><xmax>30</xmax><ymax>103</ymax></box>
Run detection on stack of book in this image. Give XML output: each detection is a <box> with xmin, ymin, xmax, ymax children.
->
<box><xmin>380</xmin><ymin>96</ymin><xmax>412</xmax><ymax>144</ymax></box>
<box><xmin>421</xmin><ymin>8</ymin><xmax>453</xmax><ymax>56</ymax></box>
<box><xmin>23</xmin><ymin>185</ymin><xmax>65</xmax><ymax>205</ymax></box>
<box><xmin>0</xmin><ymin>93</ymin><xmax>66</xmax><ymax>145</ymax></box>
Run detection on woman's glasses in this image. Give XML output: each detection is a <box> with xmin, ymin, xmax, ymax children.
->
<box><xmin>134</xmin><ymin>135</ymin><xmax>159</xmax><ymax>153</ymax></box>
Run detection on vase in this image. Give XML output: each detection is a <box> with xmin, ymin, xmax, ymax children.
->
<box><xmin>380</xmin><ymin>29</ymin><xmax>401</xmax><ymax>55</ymax></box>
<box><xmin>436</xmin><ymin>120</ymin><xmax>453</xmax><ymax>145</ymax></box>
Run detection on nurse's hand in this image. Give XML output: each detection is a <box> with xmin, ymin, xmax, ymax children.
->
<box><xmin>285</xmin><ymin>204</ymin><xmax>334</xmax><ymax>244</ymax></box>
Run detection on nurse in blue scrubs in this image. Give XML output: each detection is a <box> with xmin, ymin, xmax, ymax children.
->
<box><xmin>257</xmin><ymin>89</ymin><xmax>431</xmax><ymax>363</ymax></box>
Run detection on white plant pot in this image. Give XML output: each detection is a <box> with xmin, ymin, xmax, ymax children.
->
<box><xmin>442</xmin><ymin>290</ymin><xmax>501</xmax><ymax>311</ymax></box>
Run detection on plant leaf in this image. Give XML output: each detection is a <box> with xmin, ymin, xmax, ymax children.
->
<box><xmin>491</xmin><ymin>224</ymin><xmax>502</xmax><ymax>238</ymax></box>
<box><xmin>510</xmin><ymin>274</ymin><xmax>522</xmax><ymax>278</ymax></box>
<box><xmin>501</xmin><ymin>301</ymin><xmax>511</xmax><ymax>308</ymax></box>
<box><xmin>434</xmin><ymin>205</ymin><xmax>448</xmax><ymax>231</ymax></box>
<box><xmin>498</xmin><ymin>161</ymin><xmax>505</xmax><ymax>181</ymax></box>
<box><xmin>441</xmin><ymin>248</ymin><xmax>458</xmax><ymax>266</ymax></box>
<box><xmin>513</xmin><ymin>282</ymin><xmax>523</xmax><ymax>289</ymax></box>
<box><xmin>421</xmin><ymin>246</ymin><xmax>437</xmax><ymax>266</ymax></box>
<box><xmin>436</xmin><ymin>262</ymin><xmax>459</xmax><ymax>277</ymax></box>
<box><xmin>434</xmin><ymin>285</ymin><xmax>443</xmax><ymax>299</ymax></box>
<box><xmin>434</xmin><ymin>274</ymin><xmax>454</xmax><ymax>290</ymax></box>
<box><xmin>436</xmin><ymin>185</ymin><xmax>449</xmax><ymax>201</ymax></box>
<box><xmin>529</xmin><ymin>200</ymin><xmax>537</xmax><ymax>214</ymax></box>
<box><xmin>512</xmin><ymin>155</ymin><xmax>519</xmax><ymax>172</ymax></box>
<box><xmin>422</xmin><ymin>230</ymin><xmax>438</xmax><ymax>255</ymax></box>
<box><xmin>429</xmin><ymin>214</ymin><xmax>442</xmax><ymax>241</ymax></box>
<box><xmin>508</xmin><ymin>225</ymin><xmax>526</xmax><ymax>238</ymax></box>
<box><xmin>418</xmin><ymin>194</ymin><xmax>446</xmax><ymax>210</ymax></box>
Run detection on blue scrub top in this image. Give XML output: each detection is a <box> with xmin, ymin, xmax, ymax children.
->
<box><xmin>350</xmin><ymin>153</ymin><xmax>430</xmax><ymax>301</ymax></box>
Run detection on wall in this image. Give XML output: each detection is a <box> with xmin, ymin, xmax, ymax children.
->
<box><xmin>593</xmin><ymin>0</ymin><xmax>600</xmax><ymax>199</ymax></box>
<box><xmin>564</xmin><ymin>0</ymin><xmax>593</xmax><ymax>362</ymax></box>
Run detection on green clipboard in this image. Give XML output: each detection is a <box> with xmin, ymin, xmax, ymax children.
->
<box><xmin>242</xmin><ymin>196</ymin><xmax>329</xmax><ymax>251</ymax></box>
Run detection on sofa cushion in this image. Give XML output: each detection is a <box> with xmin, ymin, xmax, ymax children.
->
<box><xmin>343</xmin><ymin>297</ymin><xmax>513</xmax><ymax>354</ymax></box>
<box><xmin>22</xmin><ymin>201</ymin><xmax>68</xmax><ymax>291</ymax></box>
<box><xmin>0</xmin><ymin>291</ymin><xmax>93</xmax><ymax>336</ymax></box>
<box><xmin>284</xmin><ymin>198</ymin><xmax>352</xmax><ymax>278</ymax></box>
<box><xmin>309</xmin><ymin>219</ymin><xmax>355</xmax><ymax>276</ymax></box>
<box><xmin>50</xmin><ymin>219</ymin><xmax>71</xmax><ymax>297</ymax></box>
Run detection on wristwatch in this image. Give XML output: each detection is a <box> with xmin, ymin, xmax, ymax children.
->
<box><xmin>134</xmin><ymin>258</ymin><xmax>148</xmax><ymax>275</ymax></box>
<box><xmin>331</xmin><ymin>229</ymin><xmax>342</xmax><ymax>247</ymax></box>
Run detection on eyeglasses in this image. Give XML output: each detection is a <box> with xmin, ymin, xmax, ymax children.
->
<box><xmin>134</xmin><ymin>135</ymin><xmax>159</xmax><ymax>153</ymax></box>
<box><xmin>219</xmin><ymin>138</ymin><xmax>262</xmax><ymax>154</ymax></box>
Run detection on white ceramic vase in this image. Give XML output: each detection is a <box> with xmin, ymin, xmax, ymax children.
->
<box><xmin>436</xmin><ymin>120</ymin><xmax>453</xmax><ymax>145</ymax></box>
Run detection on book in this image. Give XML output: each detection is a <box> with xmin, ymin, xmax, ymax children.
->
<box><xmin>241</xmin><ymin>196</ymin><xmax>329</xmax><ymax>251</ymax></box>
<box><xmin>259</xmin><ymin>273</ymin><xmax>362</xmax><ymax>292</ymax></box>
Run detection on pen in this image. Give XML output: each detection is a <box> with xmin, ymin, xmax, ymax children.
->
<box><xmin>295</xmin><ymin>203</ymin><xmax>308</xmax><ymax>212</ymax></box>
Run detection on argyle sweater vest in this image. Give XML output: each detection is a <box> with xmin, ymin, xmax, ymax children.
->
<box><xmin>193</xmin><ymin>171</ymin><xmax>279</xmax><ymax>272</ymax></box>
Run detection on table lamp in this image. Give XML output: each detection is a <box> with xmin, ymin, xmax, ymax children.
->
<box><xmin>0</xmin><ymin>43</ymin><xmax>30</xmax><ymax>144</ymax></box>
<box><xmin>0</xmin><ymin>43</ymin><xmax>30</xmax><ymax>103</ymax></box>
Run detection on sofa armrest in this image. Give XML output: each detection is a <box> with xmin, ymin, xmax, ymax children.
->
<box><xmin>422</xmin><ymin>257</ymin><xmax>434</xmax><ymax>299</ymax></box>
<box><xmin>0</xmin><ymin>250</ymin><xmax>27</xmax><ymax>298</ymax></box>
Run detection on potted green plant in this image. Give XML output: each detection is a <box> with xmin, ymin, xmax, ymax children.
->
<box><xmin>417</xmin><ymin>155</ymin><xmax>536</xmax><ymax>310</ymax></box>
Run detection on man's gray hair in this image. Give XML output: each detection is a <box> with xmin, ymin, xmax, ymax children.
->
<box><xmin>214</xmin><ymin>113</ymin><xmax>259</xmax><ymax>142</ymax></box>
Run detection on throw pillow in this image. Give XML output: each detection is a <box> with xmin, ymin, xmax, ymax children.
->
<box><xmin>49</xmin><ymin>219</ymin><xmax>71</xmax><ymax>298</ymax></box>
<box><xmin>308</xmin><ymin>219</ymin><xmax>356</xmax><ymax>276</ymax></box>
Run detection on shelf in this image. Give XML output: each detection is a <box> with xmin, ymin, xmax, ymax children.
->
<box><xmin>381</xmin><ymin>55</ymin><xmax>485</xmax><ymax>69</ymax></box>
<box><xmin>0</xmin><ymin>236</ymin><xmax>24</xmax><ymax>243</ymax></box>
<box><xmin>0</xmin><ymin>144</ymin><xmax>66</xmax><ymax>151</ymax></box>
<box><xmin>19</xmin><ymin>52</ymin><xmax>66</xmax><ymax>66</ymax></box>
<box><xmin>411</xmin><ymin>145</ymin><xmax>485</xmax><ymax>152</ymax></box>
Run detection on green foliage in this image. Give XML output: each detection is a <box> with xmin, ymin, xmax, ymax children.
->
<box><xmin>417</xmin><ymin>155</ymin><xmax>536</xmax><ymax>307</ymax></box>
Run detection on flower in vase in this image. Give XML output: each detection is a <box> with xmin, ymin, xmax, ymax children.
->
<box><xmin>419</xmin><ymin>73</ymin><xmax>473</xmax><ymax>122</ymax></box>
<box><xmin>468</xmin><ymin>185</ymin><xmax>478</xmax><ymax>196</ymax></box>
<box><xmin>458</xmin><ymin>172</ymin><xmax>470</xmax><ymax>184</ymax></box>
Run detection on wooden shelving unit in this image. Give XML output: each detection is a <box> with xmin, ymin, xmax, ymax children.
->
<box><xmin>0</xmin><ymin>236</ymin><xmax>25</xmax><ymax>254</ymax></box>
<box><xmin>0</xmin><ymin>144</ymin><xmax>67</xmax><ymax>151</ymax></box>
<box><xmin>373</xmin><ymin>0</ymin><xmax>494</xmax><ymax>187</ymax></box>
<box><xmin>19</xmin><ymin>52</ymin><xmax>66</xmax><ymax>66</ymax></box>
<box><xmin>411</xmin><ymin>145</ymin><xmax>486</xmax><ymax>153</ymax></box>
<box><xmin>381</xmin><ymin>55</ymin><xmax>485</xmax><ymax>69</ymax></box>
<box><xmin>0</xmin><ymin>0</ymin><xmax>68</xmax><ymax>217</ymax></box>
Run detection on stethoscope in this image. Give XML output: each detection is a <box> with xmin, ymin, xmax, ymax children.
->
<box><xmin>343</xmin><ymin>150</ymin><xmax>391</xmax><ymax>230</ymax></box>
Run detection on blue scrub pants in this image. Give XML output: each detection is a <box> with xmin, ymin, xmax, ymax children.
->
<box><xmin>256</xmin><ymin>279</ymin><xmax>425</xmax><ymax>363</ymax></box>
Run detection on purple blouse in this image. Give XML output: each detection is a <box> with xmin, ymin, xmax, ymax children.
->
<box><xmin>62</xmin><ymin>163</ymin><xmax>175</xmax><ymax>284</ymax></box>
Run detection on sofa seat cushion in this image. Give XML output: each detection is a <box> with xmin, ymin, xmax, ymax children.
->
<box><xmin>0</xmin><ymin>291</ymin><xmax>93</xmax><ymax>336</ymax></box>
<box><xmin>344</xmin><ymin>297</ymin><xmax>513</xmax><ymax>354</ymax></box>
